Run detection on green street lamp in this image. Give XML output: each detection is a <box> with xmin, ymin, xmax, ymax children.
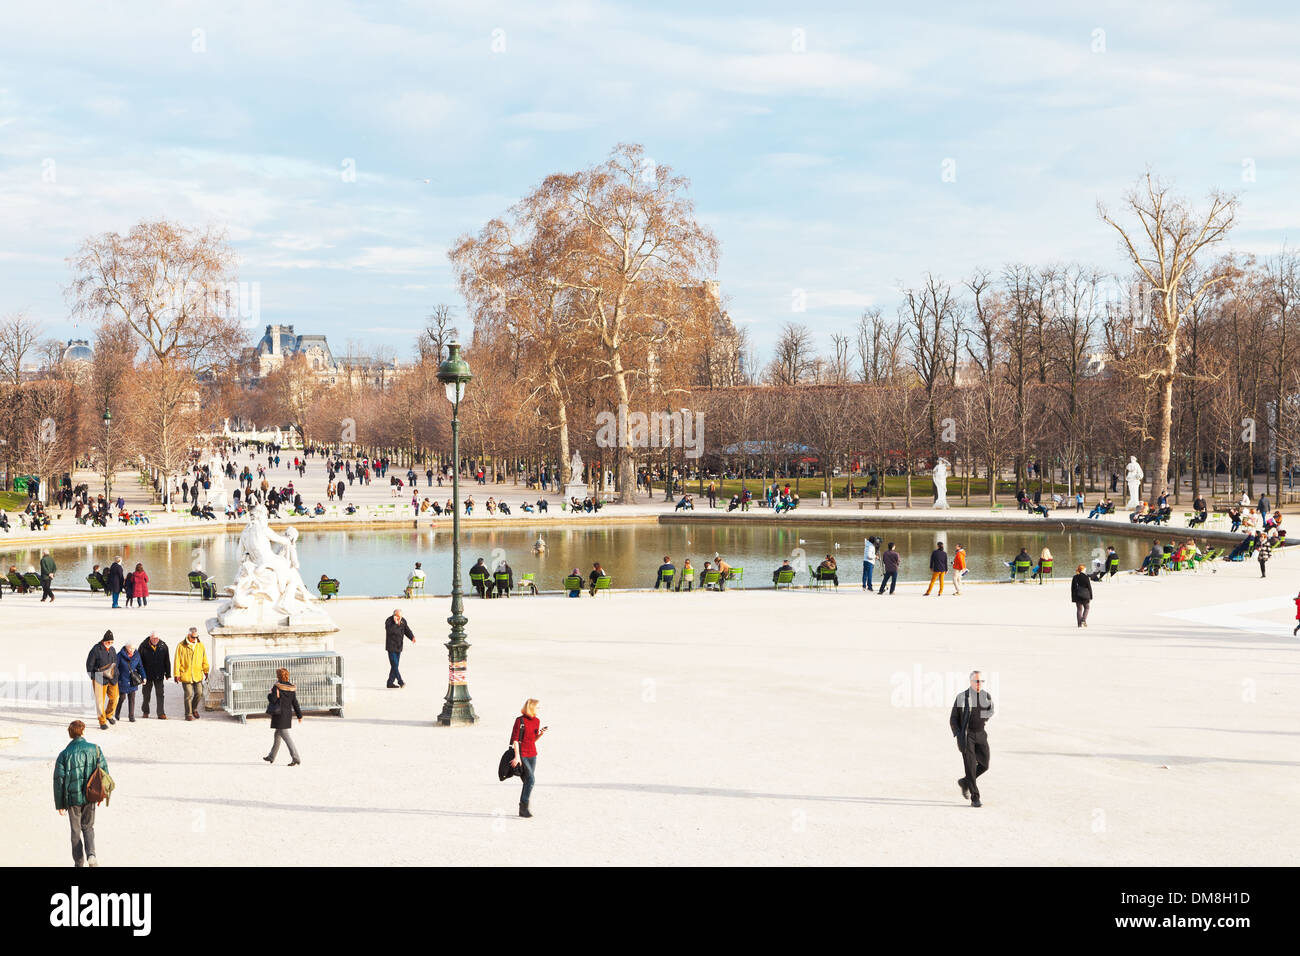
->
<box><xmin>436</xmin><ymin>343</ymin><xmax>479</xmax><ymax>727</ymax></box>
<box><xmin>102</xmin><ymin>407</ymin><xmax>113</xmax><ymax>500</ymax></box>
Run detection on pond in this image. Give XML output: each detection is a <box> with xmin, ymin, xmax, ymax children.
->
<box><xmin>3</xmin><ymin>521</ymin><xmax>1165</xmax><ymax>597</ymax></box>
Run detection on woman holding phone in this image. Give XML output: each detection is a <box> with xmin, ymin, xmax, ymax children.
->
<box><xmin>509</xmin><ymin>698</ymin><xmax>546</xmax><ymax>818</ymax></box>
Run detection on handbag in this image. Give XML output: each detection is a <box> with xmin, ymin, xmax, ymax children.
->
<box><xmin>129</xmin><ymin>667</ymin><xmax>144</xmax><ymax>687</ymax></box>
<box><xmin>266</xmin><ymin>687</ymin><xmax>282</xmax><ymax>716</ymax></box>
<box><xmin>498</xmin><ymin>717</ymin><xmax>525</xmax><ymax>781</ymax></box>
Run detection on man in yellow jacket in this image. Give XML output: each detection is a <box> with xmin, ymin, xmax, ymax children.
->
<box><xmin>173</xmin><ymin>627</ymin><xmax>210</xmax><ymax>721</ymax></box>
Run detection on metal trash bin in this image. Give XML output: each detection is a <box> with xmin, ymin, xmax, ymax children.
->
<box><xmin>223</xmin><ymin>652</ymin><xmax>344</xmax><ymax>724</ymax></box>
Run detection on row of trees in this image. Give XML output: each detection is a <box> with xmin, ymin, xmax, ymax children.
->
<box><xmin>2</xmin><ymin>153</ymin><xmax>1294</xmax><ymax>508</ymax></box>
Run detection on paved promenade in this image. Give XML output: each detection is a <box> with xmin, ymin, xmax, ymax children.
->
<box><xmin>1</xmin><ymin>548</ymin><xmax>1296</xmax><ymax>866</ymax></box>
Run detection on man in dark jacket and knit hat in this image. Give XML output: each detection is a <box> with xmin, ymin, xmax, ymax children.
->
<box><xmin>384</xmin><ymin>609</ymin><xmax>415</xmax><ymax>688</ymax></box>
<box><xmin>86</xmin><ymin>631</ymin><xmax>119</xmax><ymax>729</ymax></box>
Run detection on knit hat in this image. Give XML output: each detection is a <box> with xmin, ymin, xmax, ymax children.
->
<box><xmin>102</xmin><ymin>630</ymin><xmax>114</xmax><ymax>643</ymax></box>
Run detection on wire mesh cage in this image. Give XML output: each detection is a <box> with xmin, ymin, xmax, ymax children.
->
<box><xmin>223</xmin><ymin>652</ymin><xmax>344</xmax><ymax>724</ymax></box>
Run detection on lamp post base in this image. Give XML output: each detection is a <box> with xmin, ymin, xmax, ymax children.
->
<box><xmin>436</xmin><ymin>700</ymin><xmax>480</xmax><ymax>726</ymax></box>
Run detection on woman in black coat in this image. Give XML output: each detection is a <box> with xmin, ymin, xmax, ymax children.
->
<box><xmin>1071</xmin><ymin>564</ymin><xmax>1094</xmax><ymax>629</ymax></box>
<box><xmin>263</xmin><ymin>667</ymin><xmax>303</xmax><ymax>765</ymax></box>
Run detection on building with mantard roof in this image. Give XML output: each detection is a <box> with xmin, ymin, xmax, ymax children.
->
<box><xmin>248</xmin><ymin>324</ymin><xmax>402</xmax><ymax>387</ymax></box>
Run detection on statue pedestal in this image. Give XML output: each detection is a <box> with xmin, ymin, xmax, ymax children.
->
<box><xmin>564</xmin><ymin>482</ymin><xmax>589</xmax><ymax>501</ymax></box>
<box><xmin>203</xmin><ymin>620</ymin><xmax>340</xmax><ymax>711</ymax></box>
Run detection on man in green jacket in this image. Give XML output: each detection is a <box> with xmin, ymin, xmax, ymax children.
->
<box><xmin>54</xmin><ymin>720</ymin><xmax>108</xmax><ymax>866</ymax></box>
<box><xmin>39</xmin><ymin>549</ymin><xmax>56</xmax><ymax>602</ymax></box>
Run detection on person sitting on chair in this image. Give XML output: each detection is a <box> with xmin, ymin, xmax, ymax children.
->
<box><xmin>469</xmin><ymin>557</ymin><xmax>489</xmax><ymax>597</ymax></box>
<box><xmin>816</xmin><ymin>554</ymin><xmax>838</xmax><ymax>586</ymax></box>
<box><xmin>726</xmin><ymin>494</ymin><xmax>740</xmax><ymax>513</ymax></box>
<box><xmin>1032</xmin><ymin>547</ymin><xmax>1052</xmax><ymax>579</ymax></box>
<box><xmin>566</xmin><ymin>568</ymin><xmax>582</xmax><ymax>597</ymax></box>
<box><xmin>771</xmin><ymin>559</ymin><xmax>794</xmax><ymax>585</ymax></box>
<box><xmin>588</xmin><ymin>562</ymin><xmax>606</xmax><ymax>596</ymax></box>
<box><xmin>494</xmin><ymin>560</ymin><xmax>514</xmax><ymax>597</ymax></box>
<box><xmin>521</xmin><ymin>501</ymin><xmax>534</xmax><ymax>513</ymax></box>
<box><xmin>654</xmin><ymin>555</ymin><xmax>676</xmax><ymax>590</ymax></box>
<box><xmin>537</xmin><ymin>499</ymin><xmax>548</xmax><ymax>513</ymax></box>
<box><xmin>678</xmin><ymin>558</ymin><xmax>694</xmax><ymax>592</ymax></box>
<box><xmin>1138</xmin><ymin>540</ymin><xmax>1163</xmax><ymax>574</ymax></box>
<box><xmin>404</xmin><ymin>562</ymin><xmax>426</xmax><ymax>599</ymax></box>
<box><xmin>499</xmin><ymin>501</ymin><xmax>511</xmax><ymax>516</ymax></box>
<box><xmin>674</xmin><ymin>494</ymin><xmax>693</xmax><ymax>512</ymax></box>
<box><xmin>1008</xmin><ymin>547</ymin><xmax>1031</xmax><ymax>579</ymax></box>
<box><xmin>715</xmin><ymin>554</ymin><xmax>734</xmax><ymax>590</ymax></box>
<box><xmin>90</xmin><ymin>564</ymin><xmax>107</xmax><ymax>591</ymax></box>
<box><xmin>192</xmin><ymin>568</ymin><xmax>218</xmax><ymax>600</ymax></box>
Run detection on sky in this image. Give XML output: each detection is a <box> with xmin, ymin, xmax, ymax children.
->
<box><xmin>1</xmin><ymin>0</ymin><xmax>1298</xmax><ymax>362</ymax></box>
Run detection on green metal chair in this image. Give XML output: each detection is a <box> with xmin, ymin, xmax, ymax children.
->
<box><xmin>1013</xmin><ymin>559</ymin><xmax>1032</xmax><ymax>582</ymax></box>
<box><xmin>187</xmin><ymin>571</ymin><xmax>205</xmax><ymax>599</ymax></box>
<box><xmin>813</xmin><ymin>567</ymin><xmax>838</xmax><ymax>589</ymax></box>
<box><xmin>563</xmin><ymin>574</ymin><xmax>583</xmax><ymax>596</ymax></box>
<box><xmin>7</xmin><ymin>571</ymin><xmax>27</xmax><ymax>593</ymax></box>
<box><xmin>727</xmin><ymin>566</ymin><xmax>744</xmax><ymax>587</ymax></box>
<box><xmin>678</xmin><ymin>568</ymin><xmax>694</xmax><ymax>592</ymax></box>
<box><xmin>469</xmin><ymin>570</ymin><xmax>491</xmax><ymax>597</ymax></box>
<box><xmin>773</xmin><ymin>568</ymin><xmax>796</xmax><ymax>588</ymax></box>
<box><xmin>520</xmin><ymin>572</ymin><xmax>537</xmax><ymax>595</ymax></box>
<box><xmin>494</xmin><ymin>570</ymin><xmax>512</xmax><ymax>597</ymax></box>
<box><xmin>23</xmin><ymin>572</ymin><xmax>41</xmax><ymax>591</ymax></box>
<box><xmin>657</xmin><ymin>567</ymin><xmax>675</xmax><ymax>590</ymax></box>
<box><xmin>87</xmin><ymin>574</ymin><xmax>105</xmax><ymax>593</ymax></box>
<box><xmin>701</xmin><ymin>569</ymin><xmax>722</xmax><ymax>590</ymax></box>
<box><xmin>1036</xmin><ymin>558</ymin><xmax>1053</xmax><ymax>584</ymax></box>
<box><xmin>317</xmin><ymin>578</ymin><xmax>340</xmax><ymax>599</ymax></box>
<box><xmin>1105</xmin><ymin>555</ymin><xmax>1120</xmax><ymax>576</ymax></box>
<box><xmin>592</xmin><ymin>575</ymin><xmax>613</xmax><ymax>596</ymax></box>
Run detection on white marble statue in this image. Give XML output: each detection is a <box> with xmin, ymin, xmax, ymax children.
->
<box><xmin>932</xmin><ymin>458</ymin><xmax>951</xmax><ymax>509</ymax></box>
<box><xmin>206</xmin><ymin>453</ymin><xmax>229</xmax><ymax>509</ymax></box>
<box><xmin>1124</xmin><ymin>456</ymin><xmax>1144</xmax><ymax>509</ymax></box>
<box><xmin>216</xmin><ymin>504</ymin><xmax>333</xmax><ymax>628</ymax></box>
<box><xmin>569</xmin><ymin>449</ymin><xmax>584</xmax><ymax>485</ymax></box>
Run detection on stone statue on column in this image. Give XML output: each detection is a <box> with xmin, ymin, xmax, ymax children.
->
<box><xmin>1124</xmin><ymin>456</ymin><xmax>1144</xmax><ymax>509</ymax></box>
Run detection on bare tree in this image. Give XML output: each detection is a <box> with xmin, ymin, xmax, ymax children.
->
<box><xmin>1099</xmin><ymin>173</ymin><xmax>1238</xmax><ymax>496</ymax></box>
<box><xmin>0</xmin><ymin>313</ymin><xmax>44</xmax><ymax>386</ymax></box>
<box><xmin>766</xmin><ymin>321</ymin><xmax>815</xmax><ymax>385</ymax></box>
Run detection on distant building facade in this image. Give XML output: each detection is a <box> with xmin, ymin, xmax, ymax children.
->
<box><xmin>248</xmin><ymin>324</ymin><xmax>402</xmax><ymax>388</ymax></box>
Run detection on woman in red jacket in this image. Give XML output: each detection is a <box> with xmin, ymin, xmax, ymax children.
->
<box><xmin>509</xmin><ymin>698</ymin><xmax>546</xmax><ymax>818</ymax></box>
<box><xmin>132</xmin><ymin>563</ymin><xmax>149</xmax><ymax>607</ymax></box>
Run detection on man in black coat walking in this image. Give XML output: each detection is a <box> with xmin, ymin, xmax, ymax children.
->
<box><xmin>1071</xmin><ymin>564</ymin><xmax>1093</xmax><ymax>627</ymax></box>
<box><xmin>950</xmin><ymin>672</ymin><xmax>994</xmax><ymax>807</ymax></box>
<box><xmin>105</xmin><ymin>557</ymin><xmax>125</xmax><ymax>609</ymax></box>
<box><xmin>138</xmin><ymin>632</ymin><xmax>170</xmax><ymax>718</ymax></box>
<box><xmin>384</xmin><ymin>609</ymin><xmax>415</xmax><ymax>688</ymax></box>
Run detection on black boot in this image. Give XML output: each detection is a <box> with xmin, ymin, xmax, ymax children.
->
<box><xmin>519</xmin><ymin>801</ymin><xmax>532</xmax><ymax>818</ymax></box>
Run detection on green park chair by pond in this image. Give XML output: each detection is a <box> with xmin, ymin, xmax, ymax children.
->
<box><xmin>469</xmin><ymin>570</ymin><xmax>491</xmax><ymax>597</ymax></box>
<box><xmin>7</xmin><ymin>571</ymin><xmax>27</xmax><ymax>593</ymax></box>
<box><xmin>563</xmin><ymin>574</ymin><xmax>583</xmax><ymax>597</ymax></box>
<box><xmin>812</xmin><ymin>567</ymin><xmax>838</xmax><ymax>589</ymax></box>
<box><xmin>657</xmin><ymin>567</ymin><xmax>675</xmax><ymax>590</ymax></box>
<box><xmin>87</xmin><ymin>574</ymin><xmax>104</xmax><ymax>593</ymax></box>
<box><xmin>317</xmin><ymin>578</ymin><xmax>340</xmax><ymax>599</ymax></box>
<box><xmin>494</xmin><ymin>570</ymin><xmax>512</xmax><ymax>597</ymax></box>
<box><xmin>1013</xmin><ymin>559</ymin><xmax>1032</xmax><ymax>582</ymax></box>
<box><xmin>1036</xmin><ymin>558</ymin><xmax>1053</xmax><ymax>583</ymax></box>
<box><xmin>701</xmin><ymin>569</ymin><xmax>723</xmax><ymax>590</ymax></box>
<box><xmin>592</xmin><ymin>575</ymin><xmax>613</xmax><ymax>596</ymax></box>
<box><xmin>23</xmin><ymin>572</ymin><xmax>41</xmax><ymax>591</ymax></box>
<box><xmin>520</xmin><ymin>572</ymin><xmax>537</xmax><ymax>594</ymax></box>
<box><xmin>773</xmin><ymin>568</ymin><xmax>796</xmax><ymax>588</ymax></box>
